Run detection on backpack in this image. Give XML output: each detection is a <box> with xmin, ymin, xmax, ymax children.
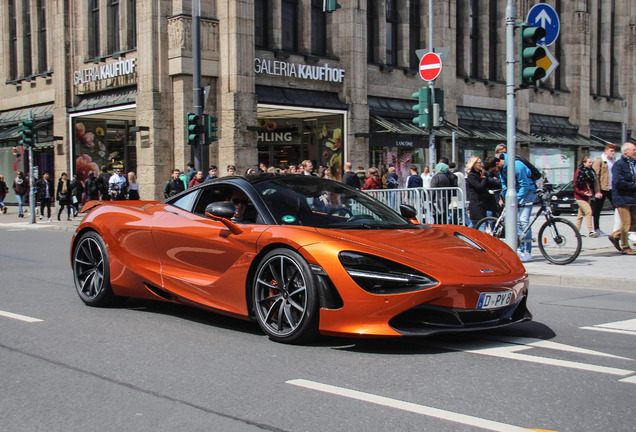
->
<box><xmin>516</xmin><ymin>155</ymin><xmax>542</xmax><ymax>182</ymax></box>
<box><xmin>386</xmin><ymin>175</ymin><xmax>399</xmax><ymax>189</ymax></box>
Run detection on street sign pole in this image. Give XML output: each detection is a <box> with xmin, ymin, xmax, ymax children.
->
<box><xmin>192</xmin><ymin>0</ymin><xmax>205</xmax><ymax>171</ymax></box>
<box><xmin>505</xmin><ymin>0</ymin><xmax>518</xmax><ymax>251</ymax></box>
<box><xmin>427</xmin><ymin>0</ymin><xmax>436</xmax><ymax>168</ymax></box>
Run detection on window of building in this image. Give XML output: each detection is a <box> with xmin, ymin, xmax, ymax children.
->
<box><xmin>367</xmin><ymin>0</ymin><xmax>376</xmax><ymax>63</ymax></box>
<box><xmin>37</xmin><ymin>0</ymin><xmax>47</xmax><ymax>73</ymax></box>
<box><xmin>23</xmin><ymin>0</ymin><xmax>32</xmax><ymax>76</ymax></box>
<box><xmin>89</xmin><ymin>0</ymin><xmax>100</xmax><ymax>58</ymax></box>
<box><xmin>409</xmin><ymin>0</ymin><xmax>420</xmax><ymax>70</ymax></box>
<box><xmin>110</xmin><ymin>0</ymin><xmax>120</xmax><ymax>53</ymax></box>
<box><xmin>255</xmin><ymin>0</ymin><xmax>268</xmax><ymax>49</ymax></box>
<box><xmin>385</xmin><ymin>0</ymin><xmax>398</xmax><ymax>66</ymax></box>
<box><xmin>281</xmin><ymin>0</ymin><xmax>298</xmax><ymax>52</ymax></box>
<box><xmin>8</xmin><ymin>0</ymin><xmax>18</xmax><ymax>80</ymax></box>
<box><xmin>593</xmin><ymin>0</ymin><xmax>618</xmax><ymax>97</ymax></box>
<box><xmin>311</xmin><ymin>0</ymin><xmax>327</xmax><ymax>56</ymax></box>
<box><xmin>126</xmin><ymin>0</ymin><xmax>136</xmax><ymax>50</ymax></box>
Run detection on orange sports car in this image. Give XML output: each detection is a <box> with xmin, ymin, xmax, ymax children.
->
<box><xmin>70</xmin><ymin>173</ymin><xmax>531</xmax><ymax>343</ymax></box>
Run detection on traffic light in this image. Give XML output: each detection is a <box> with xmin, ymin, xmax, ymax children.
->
<box><xmin>324</xmin><ymin>0</ymin><xmax>341</xmax><ymax>12</ymax></box>
<box><xmin>19</xmin><ymin>119</ymin><xmax>35</xmax><ymax>148</ymax></box>
<box><xmin>186</xmin><ymin>112</ymin><xmax>203</xmax><ymax>146</ymax></box>
<box><xmin>412</xmin><ymin>87</ymin><xmax>430</xmax><ymax>129</ymax></box>
<box><xmin>433</xmin><ymin>88</ymin><xmax>444</xmax><ymax>127</ymax></box>
<box><xmin>518</xmin><ymin>23</ymin><xmax>547</xmax><ymax>88</ymax></box>
<box><xmin>203</xmin><ymin>114</ymin><xmax>218</xmax><ymax>145</ymax></box>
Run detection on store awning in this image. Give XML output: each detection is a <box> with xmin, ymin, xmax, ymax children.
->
<box><xmin>531</xmin><ymin>114</ymin><xmax>604</xmax><ymax>148</ymax></box>
<box><xmin>0</xmin><ymin>104</ymin><xmax>54</xmax><ymax>146</ymax></box>
<box><xmin>256</xmin><ymin>85</ymin><xmax>347</xmax><ymax>109</ymax></box>
<box><xmin>68</xmin><ymin>87</ymin><xmax>137</xmax><ymax>113</ymax></box>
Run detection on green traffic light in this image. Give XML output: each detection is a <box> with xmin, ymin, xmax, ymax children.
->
<box><xmin>19</xmin><ymin>119</ymin><xmax>35</xmax><ymax>147</ymax></box>
<box><xmin>518</xmin><ymin>23</ymin><xmax>548</xmax><ymax>88</ymax></box>
<box><xmin>186</xmin><ymin>112</ymin><xmax>202</xmax><ymax>145</ymax></box>
<box><xmin>411</xmin><ymin>88</ymin><xmax>430</xmax><ymax>129</ymax></box>
<box><xmin>324</xmin><ymin>0</ymin><xmax>341</xmax><ymax>12</ymax></box>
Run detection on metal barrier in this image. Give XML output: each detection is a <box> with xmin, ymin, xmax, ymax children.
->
<box><xmin>363</xmin><ymin>187</ymin><xmax>466</xmax><ymax>225</ymax></box>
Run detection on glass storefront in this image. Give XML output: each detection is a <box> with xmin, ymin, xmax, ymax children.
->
<box><xmin>257</xmin><ymin>114</ymin><xmax>343</xmax><ymax>180</ymax></box>
<box><xmin>72</xmin><ymin>117</ymin><xmax>136</xmax><ymax>182</ymax></box>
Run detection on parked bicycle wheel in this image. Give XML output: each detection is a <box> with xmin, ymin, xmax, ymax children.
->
<box><xmin>537</xmin><ymin>218</ymin><xmax>582</xmax><ymax>265</ymax></box>
<box><xmin>474</xmin><ymin>217</ymin><xmax>505</xmax><ymax>240</ymax></box>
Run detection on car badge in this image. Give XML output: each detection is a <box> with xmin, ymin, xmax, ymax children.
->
<box><xmin>480</xmin><ymin>269</ymin><xmax>494</xmax><ymax>273</ymax></box>
<box><xmin>282</xmin><ymin>215</ymin><xmax>296</xmax><ymax>223</ymax></box>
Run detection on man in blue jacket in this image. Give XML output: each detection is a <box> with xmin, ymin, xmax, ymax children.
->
<box><xmin>609</xmin><ymin>142</ymin><xmax>636</xmax><ymax>255</ymax></box>
<box><xmin>498</xmin><ymin>153</ymin><xmax>537</xmax><ymax>262</ymax></box>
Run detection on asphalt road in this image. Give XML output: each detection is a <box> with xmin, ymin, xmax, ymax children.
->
<box><xmin>1</xmin><ymin>229</ymin><xmax>635</xmax><ymax>432</ymax></box>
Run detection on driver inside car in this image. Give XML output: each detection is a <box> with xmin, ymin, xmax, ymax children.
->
<box><xmin>230</xmin><ymin>190</ymin><xmax>249</xmax><ymax>223</ymax></box>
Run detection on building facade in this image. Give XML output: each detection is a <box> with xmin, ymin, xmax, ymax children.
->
<box><xmin>0</xmin><ymin>0</ymin><xmax>634</xmax><ymax>201</ymax></box>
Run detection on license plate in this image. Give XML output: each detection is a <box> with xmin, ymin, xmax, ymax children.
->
<box><xmin>477</xmin><ymin>290</ymin><xmax>514</xmax><ymax>309</ymax></box>
<box><xmin>557</xmin><ymin>204</ymin><xmax>570</xmax><ymax>208</ymax></box>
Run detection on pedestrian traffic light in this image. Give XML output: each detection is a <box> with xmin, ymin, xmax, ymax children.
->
<box><xmin>518</xmin><ymin>23</ymin><xmax>547</xmax><ymax>89</ymax></box>
<box><xmin>186</xmin><ymin>112</ymin><xmax>203</xmax><ymax>146</ymax></box>
<box><xmin>203</xmin><ymin>114</ymin><xmax>218</xmax><ymax>145</ymax></box>
<box><xmin>412</xmin><ymin>87</ymin><xmax>430</xmax><ymax>129</ymax></box>
<box><xmin>19</xmin><ymin>119</ymin><xmax>35</xmax><ymax>148</ymax></box>
<box><xmin>324</xmin><ymin>0</ymin><xmax>341</xmax><ymax>12</ymax></box>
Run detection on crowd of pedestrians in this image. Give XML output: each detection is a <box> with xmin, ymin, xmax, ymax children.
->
<box><xmin>3</xmin><ymin>141</ymin><xmax>635</xmax><ymax>258</ymax></box>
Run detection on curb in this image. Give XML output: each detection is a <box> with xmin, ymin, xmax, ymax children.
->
<box><xmin>527</xmin><ymin>273</ymin><xmax>636</xmax><ymax>291</ymax></box>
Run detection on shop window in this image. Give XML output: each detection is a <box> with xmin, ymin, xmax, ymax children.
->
<box><xmin>282</xmin><ymin>0</ymin><xmax>298</xmax><ymax>53</ymax></box>
<box><xmin>73</xmin><ymin>118</ymin><xmax>137</xmax><ymax>183</ymax></box>
<box><xmin>370</xmin><ymin>145</ymin><xmax>427</xmax><ymax>187</ymax></box>
<box><xmin>255</xmin><ymin>0</ymin><xmax>269</xmax><ymax>49</ymax></box>
<box><xmin>256</xmin><ymin>114</ymin><xmax>344</xmax><ymax>180</ymax></box>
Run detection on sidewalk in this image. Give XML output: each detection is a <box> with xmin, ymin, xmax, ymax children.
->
<box><xmin>0</xmin><ymin>206</ymin><xmax>82</xmax><ymax>232</ymax></box>
<box><xmin>1</xmin><ymin>205</ymin><xmax>634</xmax><ymax>289</ymax></box>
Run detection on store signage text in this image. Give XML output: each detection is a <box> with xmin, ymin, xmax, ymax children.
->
<box><xmin>258</xmin><ymin>132</ymin><xmax>293</xmax><ymax>142</ymax></box>
<box><xmin>396</xmin><ymin>141</ymin><xmax>414</xmax><ymax>147</ymax></box>
<box><xmin>73</xmin><ymin>58</ymin><xmax>137</xmax><ymax>85</ymax></box>
<box><xmin>254</xmin><ymin>58</ymin><xmax>345</xmax><ymax>83</ymax></box>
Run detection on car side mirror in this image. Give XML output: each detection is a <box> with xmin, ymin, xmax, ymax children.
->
<box><xmin>205</xmin><ymin>201</ymin><xmax>235</xmax><ymax>219</ymax></box>
<box><xmin>399</xmin><ymin>204</ymin><xmax>419</xmax><ymax>224</ymax></box>
<box><xmin>204</xmin><ymin>201</ymin><xmax>244</xmax><ymax>235</ymax></box>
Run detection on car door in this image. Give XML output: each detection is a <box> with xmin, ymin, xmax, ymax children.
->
<box><xmin>150</xmin><ymin>187</ymin><xmax>266</xmax><ymax>316</ymax></box>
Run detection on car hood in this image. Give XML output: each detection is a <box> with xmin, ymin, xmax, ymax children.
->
<box><xmin>315</xmin><ymin>227</ymin><xmax>512</xmax><ymax>277</ymax></box>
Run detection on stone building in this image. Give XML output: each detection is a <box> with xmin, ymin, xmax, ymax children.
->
<box><xmin>0</xmin><ymin>0</ymin><xmax>634</xmax><ymax>201</ymax></box>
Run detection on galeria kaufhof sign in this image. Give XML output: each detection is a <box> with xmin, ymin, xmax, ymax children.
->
<box><xmin>254</xmin><ymin>58</ymin><xmax>345</xmax><ymax>83</ymax></box>
<box><xmin>73</xmin><ymin>57</ymin><xmax>137</xmax><ymax>85</ymax></box>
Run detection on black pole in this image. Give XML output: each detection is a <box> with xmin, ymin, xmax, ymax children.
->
<box><xmin>192</xmin><ymin>0</ymin><xmax>204</xmax><ymax>170</ymax></box>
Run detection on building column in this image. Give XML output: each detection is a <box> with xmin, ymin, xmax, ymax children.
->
<box><xmin>136</xmin><ymin>0</ymin><xmax>174</xmax><ymax>199</ymax></box>
<box><xmin>217</xmin><ymin>0</ymin><xmax>258</xmax><ymax>173</ymax></box>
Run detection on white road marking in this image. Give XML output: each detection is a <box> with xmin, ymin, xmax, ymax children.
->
<box><xmin>619</xmin><ymin>375</ymin><xmax>636</xmax><ymax>384</ymax></box>
<box><xmin>0</xmin><ymin>310</ymin><xmax>43</xmax><ymax>322</ymax></box>
<box><xmin>485</xmin><ymin>336</ymin><xmax>631</xmax><ymax>360</ymax></box>
<box><xmin>287</xmin><ymin>379</ymin><xmax>529</xmax><ymax>432</ymax></box>
<box><xmin>581</xmin><ymin>318</ymin><xmax>636</xmax><ymax>336</ymax></box>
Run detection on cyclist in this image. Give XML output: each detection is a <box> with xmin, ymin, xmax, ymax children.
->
<box><xmin>497</xmin><ymin>153</ymin><xmax>537</xmax><ymax>262</ymax></box>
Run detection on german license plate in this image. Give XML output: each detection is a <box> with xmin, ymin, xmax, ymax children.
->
<box><xmin>477</xmin><ymin>290</ymin><xmax>513</xmax><ymax>309</ymax></box>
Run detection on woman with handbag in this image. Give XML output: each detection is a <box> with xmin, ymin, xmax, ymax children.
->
<box><xmin>573</xmin><ymin>156</ymin><xmax>599</xmax><ymax>238</ymax></box>
<box><xmin>56</xmin><ymin>172</ymin><xmax>72</xmax><ymax>221</ymax></box>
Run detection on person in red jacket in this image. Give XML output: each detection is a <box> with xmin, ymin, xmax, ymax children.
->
<box><xmin>361</xmin><ymin>167</ymin><xmax>382</xmax><ymax>190</ymax></box>
<box><xmin>573</xmin><ymin>156</ymin><xmax>599</xmax><ymax>238</ymax></box>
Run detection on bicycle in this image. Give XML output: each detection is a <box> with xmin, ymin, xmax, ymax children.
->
<box><xmin>474</xmin><ymin>184</ymin><xmax>582</xmax><ymax>265</ymax></box>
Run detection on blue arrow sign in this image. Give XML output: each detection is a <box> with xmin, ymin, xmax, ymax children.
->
<box><xmin>527</xmin><ymin>4</ymin><xmax>560</xmax><ymax>46</ymax></box>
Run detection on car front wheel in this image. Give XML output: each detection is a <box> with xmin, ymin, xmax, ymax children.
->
<box><xmin>72</xmin><ymin>231</ymin><xmax>120</xmax><ymax>306</ymax></box>
<box><xmin>252</xmin><ymin>248</ymin><xmax>319</xmax><ymax>344</ymax></box>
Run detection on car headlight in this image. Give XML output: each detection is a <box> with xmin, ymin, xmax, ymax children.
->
<box><xmin>338</xmin><ymin>251</ymin><xmax>438</xmax><ymax>294</ymax></box>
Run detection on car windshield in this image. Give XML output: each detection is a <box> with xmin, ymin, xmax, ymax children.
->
<box><xmin>252</xmin><ymin>176</ymin><xmax>413</xmax><ymax>229</ymax></box>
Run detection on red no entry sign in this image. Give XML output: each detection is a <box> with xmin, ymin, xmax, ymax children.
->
<box><xmin>419</xmin><ymin>52</ymin><xmax>442</xmax><ymax>81</ymax></box>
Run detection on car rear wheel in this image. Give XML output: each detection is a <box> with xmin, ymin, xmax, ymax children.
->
<box><xmin>72</xmin><ymin>231</ymin><xmax>119</xmax><ymax>306</ymax></box>
<box><xmin>252</xmin><ymin>248</ymin><xmax>319</xmax><ymax>344</ymax></box>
